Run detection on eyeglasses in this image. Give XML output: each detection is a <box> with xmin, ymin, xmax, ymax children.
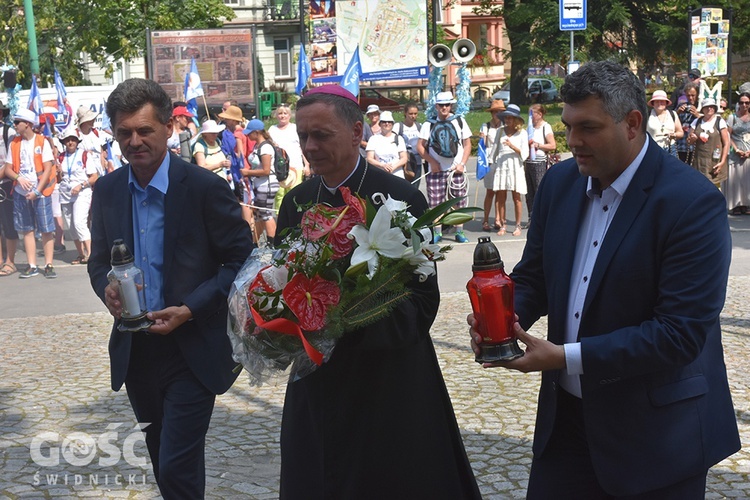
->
<box><xmin>740</xmin><ymin>101</ymin><xmax>750</xmax><ymax>106</ymax></box>
<box><xmin>437</xmin><ymin>103</ymin><xmax>452</xmax><ymax>108</ymax></box>
<box><xmin>380</xmin><ymin>121</ymin><xmax>393</xmax><ymax>124</ymax></box>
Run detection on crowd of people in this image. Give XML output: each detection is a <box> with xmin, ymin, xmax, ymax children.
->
<box><xmin>649</xmin><ymin>68</ymin><xmax>750</xmax><ymax>214</ymax></box>
<box><xmin>0</xmin><ymin>60</ymin><xmax>743</xmax><ymax>499</ymax></box>
<box><xmin>0</xmin><ymin>104</ymin><xmax>115</xmax><ymax>278</ymax></box>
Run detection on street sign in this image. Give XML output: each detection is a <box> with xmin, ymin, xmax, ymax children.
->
<box><xmin>560</xmin><ymin>0</ymin><xmax>586</xmax><ymax>31</ymax></box>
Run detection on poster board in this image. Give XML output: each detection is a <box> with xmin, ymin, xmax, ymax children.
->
<box><xmin>690</xmin><ymin>7</ymin><xmax>729</xmax><ymax>77</ymax></box>
<box><xmin>147</xmin><ymin>28</ymin><xmax>255</xmax><ymax>105</ymax></box>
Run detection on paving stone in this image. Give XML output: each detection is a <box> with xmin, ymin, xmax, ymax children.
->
<box><xmin>1</xmin><ymin>279</ymin><xmax>749</xmax><ymax>497</ymax></box>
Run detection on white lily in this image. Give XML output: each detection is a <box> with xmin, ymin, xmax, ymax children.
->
<box><xmin>348</xmin><ymin>205</ymin><xmax>407</xmax><ymax>278</ymax></box>
<box><xmin>404</xmin><ymin>240</ymin><xmax>440</xmax><ymax>280</ymax></box>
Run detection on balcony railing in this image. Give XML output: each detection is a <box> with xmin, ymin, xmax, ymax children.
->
<box><xmin>265</xmin><ymin>0</ymin><xmax>299</xmax><ymax>20</ymax></box>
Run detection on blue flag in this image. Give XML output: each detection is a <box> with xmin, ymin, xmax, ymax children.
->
<box><xmin>53</xmin><ymin>70</ymin><xmax>70</xmax><ymax>128</ymax></box>
<box><xmin>100</xmin><ymin>98</ymin><xmax>111</xmax><ymax>132</ymax></box>
<box><xmin>184</xmin><ymin>58</ymin><xmax>203</xmax><ymax>117</ymax></box>
<box><xmin>340</xmin><ymin>46</ymin><xmax>361</xmax><ymax>97</ymax></box>
<box><xmin>54</xmin><ymin>70</ymin><xmax>67</xmax><ymax>110</ymax></box>
<box><xmin>184</xmin><ymin>58</ymin><xmax>204</xmax><ymax>101</ymax></box>
<box><xmin>28</xmin><ymin>75</ymin><xmax>44</xmax><ymax>118</ymax></box>
<box><xmin>477</xmin><ymin>138</ymin><xmax>489</xmax><ymax>180</ymax></box>
<box><xmin>296</xmin><ymin>45</ymin><xmax>312</xmax><ymax>96</ymax></box>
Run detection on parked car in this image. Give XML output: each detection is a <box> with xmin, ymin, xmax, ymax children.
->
<box><xmin>493</xmin><ymin>78</ymin><xmax>558</xmax><ymax>103</ymax></box>
<box><xmin>358</xmin><ymin>88</ymin><xmax>401</xmax><ymax>112</ymax></box>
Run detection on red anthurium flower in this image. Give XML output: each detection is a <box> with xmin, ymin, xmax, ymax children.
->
<box><xmin>301</xmin><ymin>204</ymin><xmax>342</xmax><ymax>241</ymax></box>
<box><xmin>340</xmin><ymin>187</ymin><xmax>366</xmax><ymax>223</ymax></box>
<box><xmin>283</xmin><ymin>274</ymin><xmax>341</xmax><ymax>331</ymax></box>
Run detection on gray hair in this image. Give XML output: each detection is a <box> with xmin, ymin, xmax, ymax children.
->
<box><xmin>296</xmin><ymin>92</ymin><xmax>363</xmax><ymax>128</ymax></box>
<box><xmin>561</xmin><ymin>60</ymin><xmax>647</xmax><ymax>132</ymax></box>
<box><xmin>106</xmin><ymin>79</ymin><xmax>173</xmax><ymax>127</ymax></box>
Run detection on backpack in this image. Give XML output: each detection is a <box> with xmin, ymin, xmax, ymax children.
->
<box><xmin>259</xmin><ymin>140</ymin><xmax>290</xmax><ymax>181</ymax></box>
<box><xmin>427</xmin><ymin>116</ymin><xmax>463</xmax><ymax>158</ymax></box>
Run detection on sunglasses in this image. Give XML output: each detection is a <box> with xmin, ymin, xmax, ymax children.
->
<box><xmin>740</xmin><ymin>101</ymin><xmax>750</xmax><ymax>106</ymax></box>
<box><xmin>380</xmin><ymin>121</ymin><xmax>393</xmax><ymax>124</ymax></box>
<box><xmin>437</xmin><ymin>103</ymin><xmax>452</xmax><ymax>108</ymax></box>
<box><xmin>13</xmin><ymin>120</ymin><xmax>23</xmax><ymax>125</ymax></box>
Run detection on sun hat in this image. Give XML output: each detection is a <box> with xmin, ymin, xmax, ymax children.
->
<box><xmin>365</xmin><ymin>104</ymin><xmax>381</xmax><ymax>115</ymax></box>
<box><xmin>278</xmin><ymin>167</ymin><xmax>298</xmax><ymax>190</ymax></box>
<box><xmin>648</xmin><ymin>90</ymin><xmax>672</xmax><ymax>106</ymax></box>
<box><xmin>379</xmin><ymin>110</ymin><xmax>394</xmax><ymax>122</ymax></box>
<box><xmin>700</xmin><ymin>98</ymin><xmax>717</xmax><ymax>111</ymax></box>
<box><xmin>489</xmin><ymin>99</ymin><xmax>506</xmax><ymax>113</ymax></box>
<box><xmin>218</xmin><ymin>105</ymin><xmax>244</xmax><ymax>122</ymax></box>
<box><xmin>13</xmin><ymin>108</ymin><xmax>38</xmax><ymax>126</ymax></box>
<box><xmin>243</xmin><ymin>119</ymin><xmax>265</xmax><ymax>135</ymax></box>
<box><xmin>305</xmin><ymin>85</ymin><xmax>360</xmax><ymax>106</ymax></box>
<box><xmin>500</xmin><ymin>104</ymin><xmax>523</xmax><ymax>120</ymax></box>
<box><xmin>58</xmin><ymin>126</ymin><xmax>80</xmax><ymax>142</ymax></box>
<box><xmin>435</xmin><ymin>91</ymin><xmax>457</xmax><ymax>104</ymax></box>
<box><xmin>172</xmin><ymin>106</ymin><xmax>194</xmax><ymax>118</ymax></box>
<box><xmin>76</xmin><ymin>106</ymin><xmax>98</xmax><ymax>125</ymax></box>
<box><xmin>197</xmin><ymin>120</ymin><xmax>226</xmax><ymax>135</ymax></box>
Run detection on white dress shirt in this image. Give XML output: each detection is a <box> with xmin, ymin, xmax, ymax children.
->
<box><xmin>560</xmin><ymin>138</ymin><xmax>650</xmax><ymax>398</ymax></box>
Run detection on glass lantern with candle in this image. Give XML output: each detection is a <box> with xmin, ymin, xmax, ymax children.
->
<box><xmin>107</xmin><ymin>239</ymin><xmax>154</xmax><ymax>333</ymax></box>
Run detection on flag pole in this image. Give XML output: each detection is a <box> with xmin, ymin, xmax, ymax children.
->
<box><xmin>202</xmin><ymin>94</ymin><xmax>211</xmax><ymax>120</ymax></box>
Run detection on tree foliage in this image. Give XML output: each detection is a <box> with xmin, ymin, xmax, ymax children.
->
<box><xmin>473</xmin><ymin>0</ymin><xmax>750</xmax><ymax>103</ymax></box>
<box><xmin>0</xmin><ymin>0</ymin><xmax>235</xmax><ymax>87</ymax></box>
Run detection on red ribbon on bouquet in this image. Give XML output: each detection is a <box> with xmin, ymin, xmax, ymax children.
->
<box><xmin>249</xmin><ymin>307</ymin><xmax>324</xmax><ymax>366</ymax></box>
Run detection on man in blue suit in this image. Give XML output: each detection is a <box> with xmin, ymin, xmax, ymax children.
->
<box><xmin>470</xmin><ymin>60</ymin><xmax>740</xmax><ymax>498</ymax></box>
<box><xmin>88</xmin><ymin>79</ymin><xmax>253</xmax><ymax>498</ymax></box>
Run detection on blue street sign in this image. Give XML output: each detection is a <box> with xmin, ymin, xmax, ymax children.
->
<box><xmin>560</xmin><ymin>0</ymin><xmax>586</xmax><ymax>31</ymax></box>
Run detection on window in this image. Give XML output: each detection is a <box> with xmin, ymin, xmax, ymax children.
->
<box><xmin>274</xmin><ymin>39</ymin><xmax>292</xmax><ymax>78</ymax></box>
<box><xmin>224</xmin><ymin>0</ymin><xmax>240</xmax><ymax>5</ymax></box>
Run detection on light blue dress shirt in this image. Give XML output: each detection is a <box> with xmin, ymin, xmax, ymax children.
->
<box><xmin>128</xmin><ymin>154</ymin><xmax>170</xmax><ymax>312</ymax></box>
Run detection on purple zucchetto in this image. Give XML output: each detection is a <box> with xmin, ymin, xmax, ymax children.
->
<box><xmin>304</xmin><ymin>85</ymin><xmax>359</xmax><ymax>105</ymax></box>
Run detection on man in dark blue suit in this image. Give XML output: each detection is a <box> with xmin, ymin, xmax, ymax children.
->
<box><xmin>470</xmin><ymin>60</ymin><xmax>740</xmax><ymax>498</ymax></box>
<box><xmin>88</xmin><ymin>79</ymin><xmax>253</xmax><ymax>498</ymax></box>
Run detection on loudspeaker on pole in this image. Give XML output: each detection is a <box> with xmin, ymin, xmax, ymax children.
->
<box><xmin>428</xmin><ymin>44</ymin><xmax>452</xmax><ymax>68</ymax></box>
<box><xmin>452</xmin><ymin>38</ymin><xmax>476</xmax><ymax>63</ymax></box>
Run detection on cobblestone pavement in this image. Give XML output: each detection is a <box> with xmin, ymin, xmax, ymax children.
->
<box><xmin>1</xmin><ymin>280</ymin><xmax>749</xmax><ymax>499</ymax></box>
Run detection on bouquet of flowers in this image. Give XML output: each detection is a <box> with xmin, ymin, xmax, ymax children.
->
<box><xmin>227</xmin><ymin>187</ymin><xmax>474</xmax><ymax>385</ymax></box>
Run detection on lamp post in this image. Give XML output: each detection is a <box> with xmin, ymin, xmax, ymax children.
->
<box><xmin>22</xmin><ymin>0</ymin><xmax>40</xmax><ymax>75</ymax></box>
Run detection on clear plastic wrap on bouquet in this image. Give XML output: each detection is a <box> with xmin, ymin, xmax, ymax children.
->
<box><xmin>227</xmin><ymin>248</ymin><xmax>337</xmax><ymax>386</ymax></box>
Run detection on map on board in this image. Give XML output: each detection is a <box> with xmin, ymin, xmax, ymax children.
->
<box><xmin>336</xmin><ymin>0</ymin><xmax>427</xmax><ymax>80</ymax></box>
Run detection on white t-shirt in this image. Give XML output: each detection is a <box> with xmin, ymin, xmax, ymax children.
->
<box><xmin>366</xmin><ymin>133</ymin><xmax>408</xmax><ymax>178</ymax></box>
<box><xmin>58</xmin><ymin>149</ymin><xmax>98</xmax><ymax>203</ymax></box>
<box><xmin>690</xmin><ymin>115</ymin><xmax>727</xmax><ymax>135</ymax></box>
<box><xmin>529</xmin><ymin>121</ymin><xmax>553</xmax><ymax>160</ymax></box>
<box><xmin>269</xmin><ymin>123</ymin><xmax>304</xmax><ymax>171</ymax></box>
<box><xmin>80</xmin><ymin>128</ymin><xmax>111</xmax><ymax>176</ymax></box>
<box><xmin>419</xmin><ymin>116</ymin><xmax>473</xmax><ymax>171</ymax></box>
<box><xmin>248</xmin><ymin>141</ymin><xmax>278</xmax><ymax>188</ymax></box>
<box><xmin>479</xmin><ymin>121</ymin><xmax>502</xmax><ymax>164</ymax></box>
<box><xmin>13</xmin><ymin>136</ymin><xmax>55</xmax><ymax>195</ymax></box>
<box><xmin>394</xmin><ymin>122</ymin><xmax>421</xmax><ymax>154</ymax></box>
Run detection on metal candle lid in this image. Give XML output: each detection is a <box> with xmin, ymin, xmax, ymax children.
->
<box><xmin>472</xmin><ymin>236</ymin><xmax>504</xmax><ymax>271</ymax></box>
<box><xmin>111</xmin><ymin>239</ymin><xmax>135</xmax><ymax>266</ymax></box>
